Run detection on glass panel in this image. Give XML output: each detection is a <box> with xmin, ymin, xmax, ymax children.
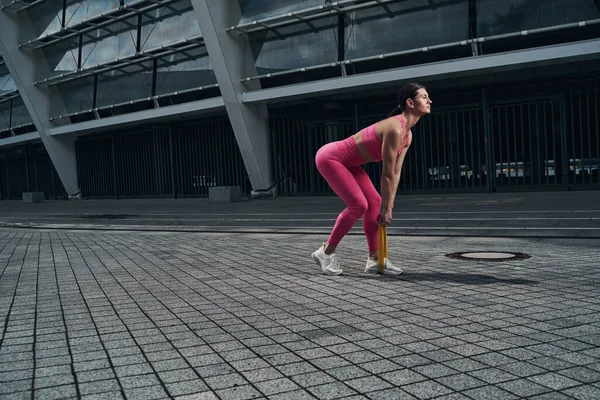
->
<box><xmin>345</xmin><ymin>0</ymin><xmax>469</xmax><ymax>60</ymax></box>
<box><xmin>141</xmin><ymin>6</ymin><xmax>201</xmax><ymax>51</ymax></box>
<box><xmin>238</xmin><ymin>0</ymin><xmax>328</xmax><ymax>23</ymax></box>
<box><xmin>24</xmin><ymin>1</ymin><xmax>64</xmax><ymax>41</ymax></box>
<box><xmin>0</xmin><ymin>74</ymin><xmax>17</xmax><ymax>94</ymax></box>
<box><xmin>95</xmin><ymin>65</ymin><xmax>153</xmax><ymax>107</ymax></box>
<box><xmin>45</xmin><ymin>39</ymin><xmax>79</xmax><ymax>77</ymax></box>
<box><xmin>65</xmin><ymin>0</ymin><xmax>121</xmax><ymax>28</ymax></box>
<box><xmin>0</xmin><ymin>102</ymin><xmax>9</xmax><ymax>132</ymax></box>
<box><xmin>80</xmin><ymin>19</ymin><xmax>137</xmax><ymax>68</ymax></box>
<box><xmin>477</xmin><ymin>0</ymin><xmax>600</xmax><ymax>37</ymax></box>
<box><xmin>156</xmin><ymin>55</ymin><xmax>215</xmax><ymax>95</ymax></box>
<box><xmin>251</xmin><ymin>16</ymin><xmax>338</xmax><ymax>73</ymax></box>
<box><xmin>11</xmin><ymin>99</ymin><xmax>32</xmax><ymax>127</ymax></box>
<box><xmin>55</xmin><ymin>77</ymin><xmax>95</xmax><ymax>116</ymax></box>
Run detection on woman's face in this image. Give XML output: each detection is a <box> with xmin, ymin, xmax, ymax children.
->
<box><xmin>410</xmin><ymin>89</ymin><xmax>432</xmax><ymax>115</ymax></box>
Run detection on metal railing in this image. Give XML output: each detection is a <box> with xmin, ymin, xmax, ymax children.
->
<box><xmin>242</xmin><ymin>19</ymin><xmax>600</xmax><ymax>83</ymax></box>
<box><xmin>75</xmin><ymin>118</ymin><xmax>250</xmax><ymax>198</ymax></box>
<box><xmin>0</xmin><ymin>149</ymin><xmax>65</xmax><ymax>200</ymax></box>
<box><xmin>270</xmin><ymin>79</ymin><xmax>600</xmax><ymax>195</ymax></box>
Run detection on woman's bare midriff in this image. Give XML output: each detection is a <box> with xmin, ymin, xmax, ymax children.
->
<box><xmin>352</xmin><ymin>131</ymin><xmax>373</xmax><ymax>163</ymax></box>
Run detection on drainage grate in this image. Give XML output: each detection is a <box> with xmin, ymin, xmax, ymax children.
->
<box><xmin>445</xmin><ymin>251</ymin><xmax>531</xmax><ymax>261</ymax></box>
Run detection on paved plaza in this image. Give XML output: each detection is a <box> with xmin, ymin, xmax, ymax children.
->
<box><xmin>1</xmin><ymin>226</ymin><xmax>600</xmax><ymax>399</ymax></box>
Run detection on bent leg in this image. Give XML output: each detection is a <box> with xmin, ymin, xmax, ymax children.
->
<box><xmin>349</xmin><ymin>166</ymin><xmax>381</xmax><ymax>253</ymax></box>
<box><xmin>316</xmin><ymin>156</ymin><xmax>368</xmax><ymax>248</ymax></box>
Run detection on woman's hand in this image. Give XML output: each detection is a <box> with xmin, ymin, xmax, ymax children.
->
<box><xmin>378</xmin><ymin>209</ymin><xmax>393</xmax><ymax>226</ymax></box>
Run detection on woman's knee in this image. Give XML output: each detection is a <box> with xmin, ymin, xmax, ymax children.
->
<box><xmin>349</xmin><ymin>197</ymin><xmax>369</xmax><ymax>217</ymax></box>
<box><xmin>368</xmin><ymin>193</ymin><xmax>382</xmax><ymax>211</ymax></box>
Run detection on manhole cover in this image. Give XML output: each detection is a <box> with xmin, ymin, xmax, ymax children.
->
<box><xmin>446</xmin><ymin>251</ymin><xmax>530</xmax><ymax>261</ymax></box>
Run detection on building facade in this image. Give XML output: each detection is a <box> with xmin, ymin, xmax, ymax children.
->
<box><xmin>1</xmin><ymin>0</ymin><xmax>599</xmax><ymax>200</ymax></box>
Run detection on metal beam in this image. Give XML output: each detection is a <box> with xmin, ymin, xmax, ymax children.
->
<box><xmin>242</xmin><ymin>39</ymin><xmax>600</xmax><ymax>104</ymax></box>
<box><xmin>0</xmin><ymin>8</ymin><xmax>79</xmax><ymax>196</ymax></box>
<box><xmin>50</xmin><ymin>97</ymin><xmax>225</xmax><ymax>137</ymax></box>
<box><xmin>191</xmin><ymin>0</ymin><xmax>274</xmax><ymax>195</ymax></box>
<box><xmin>0</xmin><ymin>131</ymin><xmax>39</xmax><ymax>148</ymax></box>
<box><xmin>0</xmin><ymin>97</ymin><xmax>225</xmax><ymax>149</ymax></box>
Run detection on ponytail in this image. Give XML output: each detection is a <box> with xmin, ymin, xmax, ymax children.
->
<box><xmin>388</xmin><ymin>82</ymin><xmax>425</xmax><ymax>118</ymax></box>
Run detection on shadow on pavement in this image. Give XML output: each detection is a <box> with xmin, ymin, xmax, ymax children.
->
<box><xmin>345</xmin><ymin>272</ymin><xmax>538</xmax><ymax>285</ymax></box>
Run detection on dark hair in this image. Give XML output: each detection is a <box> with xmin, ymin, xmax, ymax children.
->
<box><xmin>387</xmin><ymin>82</ymin><xmax>426</xmax><ymax>118</ymax></box>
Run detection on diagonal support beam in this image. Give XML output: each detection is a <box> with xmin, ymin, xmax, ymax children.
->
<box><xmin>190</xmin><ymin>0</ymin><xmax>274</xmax><ymax>195</ymax></box>
<box><xmin>0</xmin><ymin>8</ymin><xmax>80</xmax><ymax>197</ymax></box>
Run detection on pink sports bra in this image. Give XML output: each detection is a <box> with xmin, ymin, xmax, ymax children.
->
<box><xmin>360</xmin><ymin>115</ymin><xmax>411</xmax><ymax>162</ymax></box>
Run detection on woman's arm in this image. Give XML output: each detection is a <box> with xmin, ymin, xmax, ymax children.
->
<box><xmin>379</xmin><ymin>125</ymin><xmax>405</xmax><ymax>224</ymax></box>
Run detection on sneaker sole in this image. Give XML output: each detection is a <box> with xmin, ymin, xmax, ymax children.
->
<box><xmin>312</xmin><ymin>252</ymin><xmax>343</xmax><ymax>276</ymax></box>
<box><xmin>364</xmin><ymin>263</ymin><xmax>403</xmax><ymax>275</ymax></box>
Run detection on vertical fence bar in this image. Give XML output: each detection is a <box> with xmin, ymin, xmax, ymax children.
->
<box><xmin>169</xmin><ymin>126</ymin><xmax>176</xmax><ymax>198</ymax></box>
<box><xmin>111</xmin><ymin>136</ymin><xmax>118</xmax><ymax>198</ymax></box>
<box><xmin>543</xmin><ymin>104</ymin><xmax>549</xmax><ymax>185</ymax></box>
<box><xmin>482</xmin><ymin>89</ymin><xmax>493</xmax><ymax>193</ymax></box>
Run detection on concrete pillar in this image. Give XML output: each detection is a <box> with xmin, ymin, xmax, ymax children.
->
<box><xmin>0</xmin><ymin>8</ymin><xmax>80</xmax><ymax>198</ymax></box>
<box><xmin>190</xmin><ymin>0</ymin><xmax>275</xmax><ymax>196</ymax></box>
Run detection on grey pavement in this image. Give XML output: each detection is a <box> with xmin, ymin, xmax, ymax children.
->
<box><xmin>1</xmin><ymin>190</ymin><xmax>600</xmax><ymax>238</ymax></box>
<box><xmin>1</xmin><ymin>224</ymin><xmax>600</xmax><ymax>399</ymax></box>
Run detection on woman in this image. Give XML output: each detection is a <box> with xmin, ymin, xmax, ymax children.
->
<box><xmin>312</xmin><ymin>82</ymin><xmax>432</xmax><ymax>275</ymax></box>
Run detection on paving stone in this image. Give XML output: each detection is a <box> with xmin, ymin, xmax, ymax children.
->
<box><xmin>291</xmin><ymin>371</ymin><xmax>336</xmax><ymax>387</ymax></box>
<box><xmin>344</xmin><ymin>375</ymin><xmax>392</xmax><ymax>393</ymax></box>
<box><xmin>33</xmin><ymin>384</ymin><xmax>77</xmax><ymax>400</ymax></box>
<box><xmin>166</xmin><ymin>379</ymin><xmax>210</xmax><ymax>397</ymax></box>
<box><xmin>124</xmin><ymin>385</ymin><xmax>169</xmax><ymax>400</ymax></box>
<box><xmin>33</xmin><ymin>373</ymin><xmax>74</xmax><ymax>389</ymax></box>
<box><xmin>1</xmin><ymin>230</ymin><xmax>600</xmax><ymax>399</ymax></box>
<box><xmin>496</xmin><ymin>378</ymin><xmax>551</xmax><ymax>397</ymax></box>
<box><xmin>78</xmin><ymin>379</ymin><xmax>121</xmax><ymax>395</ymax></box>
<box><xmin>435</xmin><ymin>373</ymin><xmax>487</xmax><ymax>391</ymax></box>
<box><xmin>462</xmin><ymin>385</ymin><xmax>518</xmax><ymax>400</ymax></box>
<box><xmin>366</xmin><ymin>387</ymin><xmax>417</xmax><ymax>400</ymax></box>
<box><xmin>267</xmin><ymin>389</ymin><xmax>316</xmax><ymax>400</ymax></box>
<box><xmin>118</xmin><ymin>373</ymin><xmax>161</xmax><ymax>389</ymax></box>
<box><xmin>401</xmin><ymin>380</ymin><xmax>454</xmax><ymax>399</ymax></box>
<box><xmin>214</xmin><ymin>384</ymin><xmax>262</xmax><ymax>400</ymax></box>
<box><xmin>306</xmin><ymin>382</ymin><xmax>357</xmax><ymax>400</ymax></box>
<box><xmin>562</xmin><ymin>385</ymin><xmax>600</xmax><ymax>400</ymax></box>
<box><xmin>527</xmin><ymin>372</ymin><xmax>581</xmax><ymax>390</ymax></box>
<box><xmin>205</xmin><ymin>372</ymin><xmax>248</xmax><ymax>390</ymax></box>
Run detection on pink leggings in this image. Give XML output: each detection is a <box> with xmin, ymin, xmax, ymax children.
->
<box><xmin>315</xmin><ymin>137</ymin><xmax>381</xmax><ymax>252</ymax></box>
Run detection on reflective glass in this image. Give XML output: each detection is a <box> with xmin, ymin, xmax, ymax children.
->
<box><xmin>0</xmin><ymin>74</ymin><xmax>17</xmax><ymax>94</ymax></box>
<box><xmin>55</xmin><ymin>77</ymin><xmax>95</xmax><ymax>116</ymax></box>
<box><xmin>238</xmin><ymin>0</ymin><xmax>328</xmax><ymax>24</ymax></box>
<box><xmin>65</xmin><ymin>0</ymin><xmax>121</xmax><ymax>28</ymax></box>
<box><xmin>345</xmin><ymin>0</ymin><xmax>469</xmax><ymax>60</ymax></box>
<box><xmin>80</xmin><ymin>20</ymin><xmax>137</xmax><ymax>68</ymax></box>
<box><xmin>44</xmin><ymin>39</ymin><xmax>80</xmax><ymax>77</ymax></box>
<box><xmin>95</xmin><ymin>65</ymin><xmax>153</xmax><ymax>108</ymax></box>
<box><xmin>10</xmin><ymin>98</ymin><xmax>32</xmax><ymax>128</ymax></box>
<box><xmin>156</xmin><ymin>55</ymin><xmax>215</xmax><ymax>95</ymax></box>
<box><xmin>251</xmin><ymin>16</ymin><xmax>338</xmax><ymax>73</ymax></box>
<box><xmin>141</xmin><ymin>6</ymin><xmax>201</xmax><ymax>51</ymax></box>
<box><xmin>477</xmin><ymin>0</ymin><xmax>600</xmax><ymax>37</ymax></box>
<box><xmin>24</xmin><ymin>1</ymin><xmax>64</xmax><ymax>42</ymax></box>
<box><xmin>0</xmin><ymin>102</ymin><xmax>9</xmax><ymax>132</ymax></box>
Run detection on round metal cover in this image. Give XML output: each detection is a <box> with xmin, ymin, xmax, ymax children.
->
<box><xmin>445</xmin><ymin>251</ymin><xmax>531</xmax><ymax>261</ymax></box>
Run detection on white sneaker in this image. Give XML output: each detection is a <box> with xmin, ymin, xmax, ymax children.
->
<box><xmin>312</xmin><ymin>245</ymin><xmax>343</xmax><ymax>275</ymax></box>
<box><xmin>364</xmin><ymin>257</ymin><xmax>403</xmax><ymax>275</ymax></box>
